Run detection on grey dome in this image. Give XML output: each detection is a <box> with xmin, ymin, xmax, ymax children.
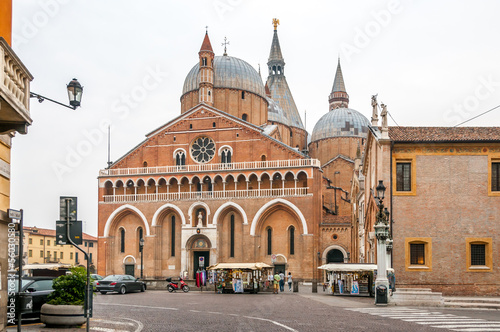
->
<box><xmin>311</xmin><ymin>108</ymin><xmax>369</xmax><ymax>142</ymax></box>
<box><xmin>182</xmin><ymin>56</ymin><xmax>266</xmax><ymax>99</ymax></box>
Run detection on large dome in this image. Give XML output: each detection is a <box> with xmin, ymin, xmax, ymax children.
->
<box><xmin>182</xmin><ymin>55</ymin><xmax>266</xmax><ymax>99</ymax></box>
<box><xmin>311</xmin><ymin>108</ymin><xmax>369</xmax><ymax>142</ymax></box>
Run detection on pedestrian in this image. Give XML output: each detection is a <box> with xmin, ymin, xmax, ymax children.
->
<box><xmin>287</xmin><ymin>272</ymin><xmax>293</xmax><ymax>291</ymax></box>
<box><xmin>279</xmin><ymin>271</ymin><xmax>285</xmax><ymax>292</ymax></box>
<box><xmin>273</xmin><ymin>272</ymin><xmax>280</xmax><ymax>294</ymax></box>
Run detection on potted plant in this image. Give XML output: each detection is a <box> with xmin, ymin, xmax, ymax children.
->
<box><xmin>40</xmin><ymin>266</ymin><xmax>87</xmax><ymax>327</ymax></box>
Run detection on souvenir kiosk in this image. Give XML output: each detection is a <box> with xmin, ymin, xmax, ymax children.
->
<box><xmin>318</xmin><ymin>263</ymin><xmax>378</xmax><ymax>297</ymax></box>
<box><xmin>207</xmin><ymin>263</ymin><xmax>273</xmax><ymax>294</ymax></box>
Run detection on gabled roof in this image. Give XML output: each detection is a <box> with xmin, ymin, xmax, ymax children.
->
<box><xmin>389</xmin><ymin>127</ymin><xmax>500</xmax><ymax>143</ymax></box>
<box><xmin>322</xmin><ymin>154</ymin><xmax>354</xmax><ymax>169</ymax></box>
<box><xmin>110</xmin><ymin>103</ymin><xmax>308</xmax><ymax>168</ymax></box>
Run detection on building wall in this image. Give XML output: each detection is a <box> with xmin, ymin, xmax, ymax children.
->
<box><xmin>0</xmin><ymin>135</ymin><xmax>11</xmax><ymax>330</ymax></box>
<box><xmin>392</xmin><ymin>145</ymin><xmax>500</xmax><ymax>295</ymax></box>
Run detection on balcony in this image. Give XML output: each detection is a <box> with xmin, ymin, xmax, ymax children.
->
<box><xmin>0</xmin><ymin>38</ymin><xmax>33</xmax><ymax>135</ymax></box>
<box><xmin>99</xmin><ymin>159</ymin><xmax>320</xmax><ymax>177</ymax></box>
<box><xmin>102</xmin><ymin>187</ymin><xmax>310</xmax><ymax>203</ymax></box>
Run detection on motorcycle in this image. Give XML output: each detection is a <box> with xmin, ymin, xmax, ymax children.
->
<box><xmin>166</xmin><ymin>277</ymin><xmax>189</xmax><ymax>293</ymax></box>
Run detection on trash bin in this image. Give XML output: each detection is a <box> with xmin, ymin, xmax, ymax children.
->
<box><xmin>18</xmin><ymin>293</ymin><xmax>33</xmax><ymax>314</ymax></box>
<box><xmin>375</xmin><ymin>285</ymin><xmax>387</xmax><ymax>304</ymax></box>
<box><xmin>293</xmin><ymin>281</ymin><xmax>299</xmax><ymax>293</ymax></box>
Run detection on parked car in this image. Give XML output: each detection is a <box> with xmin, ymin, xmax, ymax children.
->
<box><xmin>8</xmin><ymin>276</ymin><xmax>55</xmax><ymax>321</ymax></box>
<box><xmin>96</xmin><ymin>275</ymin><xmax>146</xmax><ymax>294</ymax></box>
<box><xmin>91</xmin><ymin>274</ymin><xmax>103</xmax><ymax>291</ymax></box>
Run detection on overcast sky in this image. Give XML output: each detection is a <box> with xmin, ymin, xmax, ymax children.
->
<box><xmin>10</xmin><ymin>0</ymin><xmax>500</xmax><ymax>236</ymax></box>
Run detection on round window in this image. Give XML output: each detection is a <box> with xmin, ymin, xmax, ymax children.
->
<box><xmin>190</xmin><ymin>136</ymin><xmax>216</xmax><ymax>163</ymax></box>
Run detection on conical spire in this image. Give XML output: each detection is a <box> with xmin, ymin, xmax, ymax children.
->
<box><xmin>268</xmin><ymin>25</ymin><xmax>284</xmax><ymax>62</ymax></box>
<box><xmin>328</xmin><ymin>58</ymin><xmax>349</xmax><ymax>109</ymax></box>
<box><xmin>331</xmin><ymin>58</ymin><xmax>346</xmax><ymax>93</ymax></box>
<box><xmin>200</xmin><ymin>32</ymin><xmax>213</xmax><ymax>52</ymax></box>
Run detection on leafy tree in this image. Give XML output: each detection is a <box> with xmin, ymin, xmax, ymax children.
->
<box><xmin>47</xmin><ymin>266</ymin><xmax>87</xmax><ymax>305</ymax></box>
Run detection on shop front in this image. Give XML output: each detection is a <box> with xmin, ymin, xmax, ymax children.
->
<box><xmin>207</xmin><ymin>263</ymin><xmax>273</xmax><ymax>294</ymax></box>
<box><xmin>318</xmin><ymin>263</ymin><xmax>379</xmax><ymax>297</ymax></box>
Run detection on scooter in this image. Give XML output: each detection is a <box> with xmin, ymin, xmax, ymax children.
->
<box><xmin>166</xmin><ymin>277</ymin><xmax>189</xmax><ymax>293</ymax></box>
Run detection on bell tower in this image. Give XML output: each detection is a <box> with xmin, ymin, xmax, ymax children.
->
<box><xmin>198</xmin><ymin>31</ymin><xmax>214</xmax><ymax>106</ymax></box>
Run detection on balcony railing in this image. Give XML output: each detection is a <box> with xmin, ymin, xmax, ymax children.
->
<box><xmin>102</xmin><ymin>187</ymin><xmax>310</xmax><ymax>203</ymax></box>
<box><xmin>99</xmin><ymin>159</ymin><xmax>320</xmax><ymax>177</ymax></box>
<box><xmin>0</xmin><ymin>38</ymin><xmax>33</xmax><ymax>134</ymax></box>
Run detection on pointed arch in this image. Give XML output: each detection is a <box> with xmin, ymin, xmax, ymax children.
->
<box><xmin>250</xmin><ymin>199</ymin><xmax>308</xmax><ymax>236</ymax></box>
<box><xmin>103</xmin><ymin>204</ymin><xmax>150</xmax><ymax>237</ymax></box>
<box><xmin>187</xmin><ymin>202</ymin><xmax>211</xmax><ymax>225</ymax></box>
<box><xmin>213</xmin><ymin>202</ymin><xmax>248</xmax><ymax>225</ymax></box>
<box><xmin>152</xmin><ymin>203</ymin><xmax>186</xmax><ymax>226</ymax></box>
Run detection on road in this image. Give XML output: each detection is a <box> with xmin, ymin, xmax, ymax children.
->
<box><xmin>10</xmin><ymin>290</ymin><xmax>500</xmax><ymax>332</ymax></box>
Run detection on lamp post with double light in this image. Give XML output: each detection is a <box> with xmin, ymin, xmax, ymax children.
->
<box><xmin>374</xmin><ymin>180</ymin><xmax>390</xmax><ymax>305</ymax></box>
<box><xmin>139</xmin><ymin>238</ymin><xmax>145</xmax><ymax>279</ymax></box>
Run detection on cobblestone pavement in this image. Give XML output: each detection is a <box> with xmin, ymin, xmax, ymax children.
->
<box><xmin>8</xmin><ymin>290</ymin><xmax>500</xmax><ymax>332</ymax></box>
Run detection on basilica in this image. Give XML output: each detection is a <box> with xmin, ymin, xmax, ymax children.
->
<box><xmin>96</xmin><ymin>20</ymin><xmax>370</xmax><ymax>282</ymax></box>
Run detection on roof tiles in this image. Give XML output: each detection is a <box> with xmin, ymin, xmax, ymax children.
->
<box><xmin>388</xmin><ymin>127</ymin><xmax>500</xmax><ymax>142</ymax></box>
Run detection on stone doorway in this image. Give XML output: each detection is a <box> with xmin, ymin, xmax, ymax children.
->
<box><xmin>193</xmin><ymin>251</ymin><xmax>210</xmax><ymax>278</ymax></box>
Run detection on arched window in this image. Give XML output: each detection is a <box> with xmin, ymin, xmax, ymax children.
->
<box><xmin>230</xmin><ymin>215</ymin><xmax>235</xmax><ymax>258</ymax></box>
<box><xmin>202</xmin><ymin>57</ymin><xmax>207</xmax><ymax>66</ymax></box>
<box><xmin>171</xmin><ymin>216</ymin><xmax>176</xmax><ymax>257</ymax></box>
<box><xmin>289</xmin><ymin>226</ymin><xmax>295</xmax><ymax>255</ymax></box>
<box><xmin>120</xmin><ymin>228</ymin><xmax>125</xmax><ymax>253</ymax></box>
<box><xmin>242</xmin><ymin>113</ymin><xmax>248</xmax><ymax>121</ymax></box>
<box><xmin>267</xmin><ymin>227</ymin><xmax>272</xmax><ymax>255</ymax></box>
<box><xmin>175</xmin><ymin>150</ymin><xmax>186</xmax><ymax>166</ymax></box>
<box><xmin>143</xmin><ymin>161</ymin><xmax>148</xmax><ymax>168</ymax></box>
<box><xmin>221</xmin><ymin>148</ymin><xmax>232</xmax><ymax>164</ymax></box>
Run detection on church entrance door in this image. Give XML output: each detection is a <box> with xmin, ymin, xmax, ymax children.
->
<box><xmin>193</xmin><ymin>251</ymin><xmax>209</xmax><ymax>278</ymax></box>
<box><xmin>274</xmin><ymin>264</ymin><xmax>285</xmax><ymax>275</ymax></box>
<box><xmin>125</xmin><ymin>264</ymin><xmax>135</xmax><ymax>277</ymax></box>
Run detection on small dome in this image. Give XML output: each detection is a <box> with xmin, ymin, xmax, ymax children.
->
<box><xmin>182</xmin><ymin>56</ymin><xmax>266</xmax><ymax>99</ymax></box>
<box><xmin>311</xmin><ymin>108</ymin><xmax>369</xmax><ymax>142</ymax></box>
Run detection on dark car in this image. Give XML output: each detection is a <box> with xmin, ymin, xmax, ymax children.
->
<box><xmin>91</xmin><ymin>274</ymin><xmax>103</xmax><ymax>291</ymax></box>
<box><xmin>8</xmin><ymin>276</ymin><xmax>55</xmax><ymax>321</ymax></box>
<box><xmin>96</xmin><ymin>274</ymin><xmax>146</xmax><ymax>294</ymax></box>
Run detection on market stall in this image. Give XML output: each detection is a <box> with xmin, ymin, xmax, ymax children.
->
<box><xmin>318</xmin><ymin>263</ymin><xmax>383</xmax><ymax>297</ymax></box>
<box><xmin>207</xmin><ymin>262</ymin><xmax>273</xmax><ymax>294</ymax></box>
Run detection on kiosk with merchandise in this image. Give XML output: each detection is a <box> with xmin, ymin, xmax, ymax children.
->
<box><xmin>318</xmin><ymin>263</ymin><xmax>393</xmax><ymax>297</ymax></box>
<box><xmin>207</xmin><ymin>263</ymin><xmax>273</xmax><ymax>294</ymax></box>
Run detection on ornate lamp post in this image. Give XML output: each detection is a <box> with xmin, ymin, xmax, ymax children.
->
<box><xmin>139</xmin><ymin>238</ymin><xmax>145</xmax><ymax>279</ymax></box>
<box><xmin>374</xmin><ymin>180</ymin><xmax>390</xmax><ymax>305</ymax></box>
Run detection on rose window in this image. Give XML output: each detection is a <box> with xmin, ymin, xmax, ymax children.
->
<box><xmin>190</xmin><ymin>136</ymin><xmax>216</xmax><ymax>163</ymax></box>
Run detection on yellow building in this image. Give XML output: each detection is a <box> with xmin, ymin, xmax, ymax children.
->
<box><xmin>1</xmin><ymin>0</ymin><xmax>33</xmax><ymax>328</ymax></box>
<box><xmin>23</xmin><ymin>227</ymin><xmax>98</xmax><ymax>272</ymax></box>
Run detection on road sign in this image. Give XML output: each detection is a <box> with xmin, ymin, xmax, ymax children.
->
<box><xmin>8</xmin><ymin>209</ymin><xmax>22</xmax><ymax>220</ymax></box>
<box><xmin>60</xmin><ymin>196</ymin><xmax>77</xmax><ymax>222</ymax></box>
<box><xmin>271</xmin><ymin>254</ymin><xmax>277</xmax><ymax>263</ymax></box>
<box><xmin>56</xmin><ymin>220</ymin><xmax>83</xmax><ymax>245</ymax></box>
<box><xmin>199</xmin><ymin>256</ymin><xmax>205</xmax><ymax>267</ymax></box>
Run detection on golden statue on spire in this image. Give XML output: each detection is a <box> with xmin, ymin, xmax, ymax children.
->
<box><xmin>272</xmin><ymin>18</ymin><xmax>280</xmax><ymax>30</ymax></box>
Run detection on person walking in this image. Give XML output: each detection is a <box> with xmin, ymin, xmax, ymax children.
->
<box><xmin>287</xmin><ymin>272</ymin><xmax>293</xmax><ymax>291</ymax></box>
<box><xmin>273</xmin><ymin>272</ymin><xmax>280</xmax><ymax>294</ymax></box>
<box><xmin>279</xmin><ymin>271</ymin><xmax>285</xmax><ymax>292</ymax></box>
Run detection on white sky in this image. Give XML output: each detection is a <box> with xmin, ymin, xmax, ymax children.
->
<box><xmin>9</xmin><ymin>0</ymin><xmax>500</xmax><ymax>236</ymax></box>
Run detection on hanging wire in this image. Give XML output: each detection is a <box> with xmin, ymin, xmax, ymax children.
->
<box><xmin>453</xmin><ymin>104</ymin><xmax>500</xmax><ymax>127</ymax></box>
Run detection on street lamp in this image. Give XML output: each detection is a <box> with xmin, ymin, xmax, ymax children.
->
<box><xmin>139</xmin><ymin>238</ymin><xmax>145</xmax><ymax>279</ymax></box>
<box><xmin>30</xmin><ymin>78</ymin><xmax>83</xmax><ymax>110</ymax></box>
<box><xmin>374</xmin><ymin>180</ymin><xmax>390</xmax><ymax>305</ymax></box>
